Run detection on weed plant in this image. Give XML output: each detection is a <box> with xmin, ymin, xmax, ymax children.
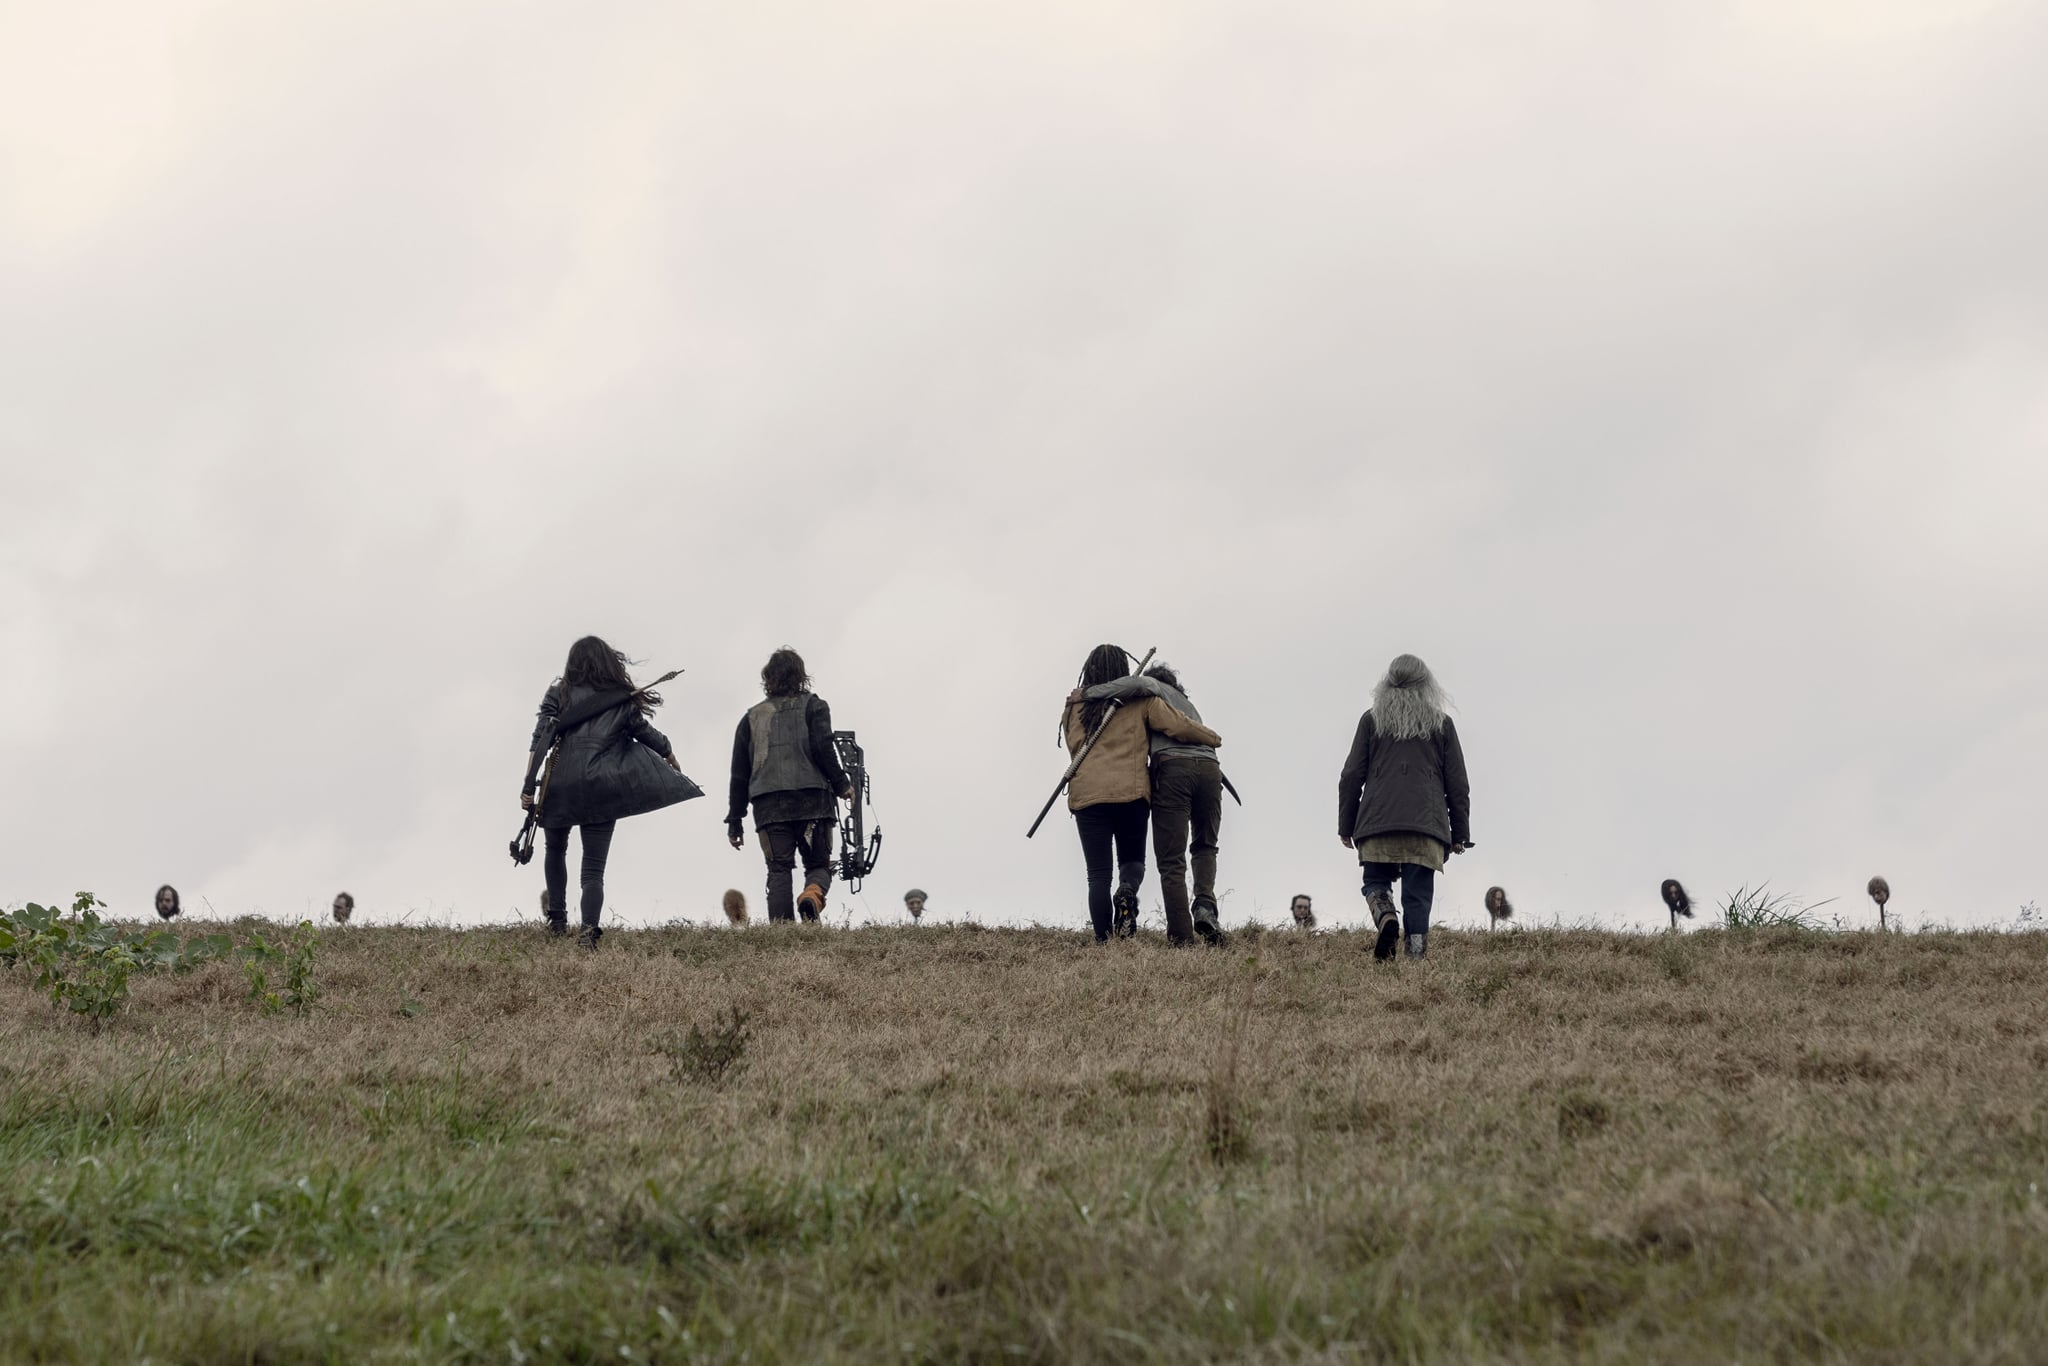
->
<box><xmin>1</xmin><ymin>893</ymin><xmax>230</xmax><ymax>1028</ymax></box>
<box><xmin>3</xmin><ymin>919</ymin><xmax>2047</xmax><ymax>1362</ymax></box>
<box><xmin>654</xmin><ymin>1004</ymin><xmax>754</xmax><ymax>1086</ymax></box>
<box><xmin>1720</xmin><ymin>883</ymin><xmax>1836</xmax><ymax>931</ymax></box>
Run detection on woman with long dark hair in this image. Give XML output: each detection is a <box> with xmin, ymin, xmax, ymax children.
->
<box><xmin>521</xmin><ymin>636</ymin><xmax>701</xmax><ymax>946</ymax></box>
<box><xmin>1336</xmin><ymin>654</ymin><xmax>1472</xmax><ymax>961</ymax></box>
<box><xmin>1060</xmin><ymin>644</ymin><xmax>1222</xmax><ymax>942</ymax></box>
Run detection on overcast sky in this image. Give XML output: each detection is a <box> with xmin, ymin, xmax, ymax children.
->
<box><xmin>6</xmin><ymin>1</ymin><xmax>2044</xmax><ymax>933</ymax></box>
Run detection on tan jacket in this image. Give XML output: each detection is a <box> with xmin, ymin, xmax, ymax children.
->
<box><xmin>1062</xmin><ymin>696</ymin><xmax>1222</xmax><ymax>810</ymax></box>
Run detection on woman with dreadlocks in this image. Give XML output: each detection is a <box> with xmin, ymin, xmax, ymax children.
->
<box><xmin>521</xmin><ymin>636</ymin><xmax>702</xmax><ymax>948</ymax></box>
<box><xmin>1060</xmin><ymin>644</ymin><xmax>1222</xmax><ymax>943</ymax></box>
<box><xmin>1337</xmin><ymin>654</ymin><xmax>1472</xmax><ymax>962</ymax></box>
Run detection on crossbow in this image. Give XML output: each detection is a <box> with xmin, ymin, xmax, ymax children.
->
<box><xmin>832</xmin><ymin>730</ymin><xmax>883</xmax><ymax>892</ymax></box>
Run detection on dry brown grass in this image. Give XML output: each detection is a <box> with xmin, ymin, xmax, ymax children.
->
<box><xmin>4</xmin><ymin>919</ymin><xmax>2047</xmax><ymax>1362</ymax></box>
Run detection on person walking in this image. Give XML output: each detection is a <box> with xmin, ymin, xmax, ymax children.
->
<box><xmin>1081</xmin><ymin>662</ymin><xmax>1229</xmax><ymax>946</ymax></box>
<box><xmin>1336</xmin><ymin>654</ymin><xmax>1471</xmax><ymax>961</ymax></box>
<box><xmin>726</xmin><ymin>648</ymin><xmax>853</xmax><ymax>922</ymax></box>
<box><xmin>522</xmin><ymin>636</ymin><xmax>702</xmax><ymax>947</ymax></box>
<box><xmin>1061</xmin><ymin>644</ymin><xmax>1222</xmax><ymax>943</ymax></box>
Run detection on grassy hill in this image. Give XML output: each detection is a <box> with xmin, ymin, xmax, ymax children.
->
<box><xmin>4</xmin><ymin>918</ymin><xmax>2046</xmax><ymax>1363</ymax></box>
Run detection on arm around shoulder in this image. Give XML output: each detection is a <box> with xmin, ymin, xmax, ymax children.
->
<box><xmin>1142</xmin><ymin>696</ymin><xmax>1221</xmax><ymax>748</ymax></box>
<box><xmin>1083</xmin><ymin>675</ymin><xmax>1157</xmax><ymax>705</ymax></box>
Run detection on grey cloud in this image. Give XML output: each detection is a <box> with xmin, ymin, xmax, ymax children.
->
<box><xmin>5</xmin><ymin>2</ymin><xmax>2045</xmax><ymax>931</ymax></box>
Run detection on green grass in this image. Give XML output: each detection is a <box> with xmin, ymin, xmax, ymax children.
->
<box><xmin>4</xmin><ymin>920</ymin><xmax>2047</xmax><ymax>1362</ymax></box>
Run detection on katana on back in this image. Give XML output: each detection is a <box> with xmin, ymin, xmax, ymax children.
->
<box><xmin>1026</xmin><ymin>647</ymin><xmax>1156</xmax><ymax>838</ymax></box>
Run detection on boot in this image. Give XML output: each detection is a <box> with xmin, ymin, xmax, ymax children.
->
<box><xmin>577</xmin><ymin>923</ymin><xmax>602</xmax><ymax>951</ymax></box>
<box><xmin>1112</xmin><ymin>884</ymin><xmax>1140</xmax><ymax>939</ymax></box>
<box><xmin>796</xmin><ymin>884</ymin><xmax>826</xmax><ymax>921</ymax></box>
<box><xmin>1191</xmin><ymin>896</ymin><xmax>1228</xmax><ymax>948</ymax></box>
<box><xmin>541</xmin><ymin>890</ymin><xmax>567</xmax><ymax>938</ymax></box>
<box><xmin>1367</xmin><ymin>889</ymin><xmax>1401</xmax><ymax>962</ymax></box>
<box><xmin>1405</xmin><ymin>932</ymin><xmax>1428</xmax><ymax>960</ymax></box>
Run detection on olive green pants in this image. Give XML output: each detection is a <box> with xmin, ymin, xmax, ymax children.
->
<box><xmin>1151</xmin><ymin>755</ymin><xmax>1222</xmax><ymax>945</ymax></box>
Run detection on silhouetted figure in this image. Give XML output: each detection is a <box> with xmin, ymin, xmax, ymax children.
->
<box><xmin>727</xmin><ymin>648</ymin><xmax>853</xmax><ymax>922</ymax></box>
<box><xmin>1290</xmin><ymin>893</ymin><xmax>1315</xmax><ymax>930</ymax></box>
<box><xmin>722</xmin><ymin>888</ymin><xmax>748</xmax><ymax>926</ymax></box>
<box><xmin>523</xmin><ymin>636</ymin><xmax>702</xmax><ymax>949</ymax></box>
<box><xmin>154</xmin><ymin>884</ymin><xmax>181</xmax><ymax>921</ymax></box>
<box><xmin>1661</xmin><ymin>878</ymin><xmax>1694</xmax><ymax>931</ymax></box>
<box><xmin>1868</xmin><ymin>876</ymin><xmax>1891</xmax><ymax>932</ymax></box>
<box><xmin>904</xmin><ymin>888</ymin><xmax>927</xmax><ymax>922</ymax></box>
<box><xmin>1081</xmin><ymin>662</ymin><xmax>1230</xmax><ymax>946</ymax></box>
<box><xmin>1059</xmin><ymin>644</ymin><xmax>1221</xmax><ymax>944</ymax></box>
<box><xmin>1485</xmin><ymin>885</ymin><xmax>1513</xmax><ymax>931</ymax></box>
<box><xmin>1337</xmin><ymin>655</ymin><xmax>1472</xmax><ymax>962</ymax></box>
<box><xmin>331</xmin><ymin>891</ymin><xmax>354</xmax><ymax>925</ymax></box>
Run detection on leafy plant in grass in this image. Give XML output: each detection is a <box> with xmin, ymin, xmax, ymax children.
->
<box><xmin>240</xmin><ymin>922</ymin><xmax>319</xmax><ymax>1017</ymax></box>
<box><xmin>1</xmin><ymin>892</ymin><xmax>231</xmax><ymax>1029</ymax></box>
<box><xmin>1721</xmin><ymin>884</ymin><xmax>1834</xmax><ymax>931</ymax></box>
<box><xmin>654</xmin><ymin>1005</ymin><xmax>754</xmax><ymax>1086</ymax></box>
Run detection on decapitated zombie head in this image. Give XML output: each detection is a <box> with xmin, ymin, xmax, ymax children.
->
<box><xmin>1661</xmin><ymin>879</ymin><xmax>1694</xmax><ymax>918</ymax></box>
<box><xmin>1289</xmin><ymin>894</ymin><xmax>1314</xmax><ymax>928</ymax></box>
<box><xmin>1867</xmin><ymin>876</ymin><xmax>1890</xmax><ymax>907</ymax></box>
<box><xmin>154</xmin><ymin>884</ymin><xmax>181</xmax><ymax>920</ymax></box>
<box><xmin>904</xmin><ymin>889</ymin><xmax>928</xmax><ymax>920</ymax></box>
<box><xmin>331</xmin><ymin>891</ymin><xmax>354</xmax><ymax>924</ymax></box>
<box><xmin>1485</xmin><ymin>886</ymin><xmax>1514</xmax><ymax>922</ymax></box>
<box><xmin>722</xmin><ymin>888</ymin><xmax>748</xmax><ymax>926</ymax></box>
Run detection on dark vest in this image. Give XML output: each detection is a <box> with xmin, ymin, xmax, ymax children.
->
<box><xmin>747</xmin><ymin>696</ymin><xmax>827</xmax><ymax>798</ymax></box>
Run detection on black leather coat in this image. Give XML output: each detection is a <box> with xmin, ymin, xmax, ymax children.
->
<box><xmin>530</xmin><ymin>684</ymin><xmax>702</xmax><ymax>829</ymax></box>
<box><xmin>1337</xmin><ymin>713</ymin><xmax>1471</xmax><ymax>848</ymax></box>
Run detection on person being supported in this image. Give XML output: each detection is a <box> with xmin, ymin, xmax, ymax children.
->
<box><xmin>726</xmin><ymin>647</ymin><xmax>853</xmax><ymax>922</ymax></box>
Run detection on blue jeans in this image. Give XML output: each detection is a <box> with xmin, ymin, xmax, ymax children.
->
<box><xmin>1360</xmin><ymin>861</ymin><xmax>1435</xmax><ymax>935</ymax></box>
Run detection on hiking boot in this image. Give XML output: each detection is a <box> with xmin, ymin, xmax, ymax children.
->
<box><xmin>1112</xmin><ymin>884</ymin><xmax>1140</xmax><ymax>939</ymax></box>
<box><xmin>796</xmin><ymin>884</ymin><xmax>826</xmax><ymax>921</ymax></box>
<box><xmin>1192</xmin><ymin>897</ymin><xmax>1228</xmax><ymax>948</ymax></box>
<box><xmin>542</xmin><ymin>891</ymin><xmax>567</xmax><ymax>938</ymax></box>
<box><xmin>1367</xmin><ymin>889</ymin><xmax>1401</xmax><ymax>962</ymax></box>
<box><xmin>577</xmin><ymin>924</ymin><xmax>602</xmax><ymax>951</ymax></box>
<box><xmin>1405</xmin><ymin>932</ymin><xmax>1428</xmax><ymax>960</ymax></box>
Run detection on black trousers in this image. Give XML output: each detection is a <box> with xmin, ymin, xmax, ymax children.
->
<box><xmin>543</xmin><ymin>821</ymin><xmax>617</xmax><ymax>927</ymax></box>
<box><xmin>1074</xmin><ymin>798</ymin><xmax>1148</xmax><ymax>942</ymax></box>
<box><xmin>758</xmin><ymin>818</ymin><xmax>835</xmax><ymax>922</ymax></box>
<box><xmin>1151</xmin><ymin>755</ymin><xmax>1222</xmax><ymax>945</ymax></box>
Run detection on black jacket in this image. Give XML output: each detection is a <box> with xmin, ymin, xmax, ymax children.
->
<box><xmin>530</xmin><ymin>684</ymin><xmax>702</xmax><ymax>829</ymax></box>
<box><xmin>726</xmin><ymin>693</ymin><xmax>849</xmax><ymax>829</ymax></box>
<box><xmin>1337</xmin><ymin>712</ymin><xmax>1471</xmax><ymax>848</ymax></box>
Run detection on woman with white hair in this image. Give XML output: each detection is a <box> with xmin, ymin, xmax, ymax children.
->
<box><xmin>1337</xmin><ymin>654</ymin><xmax>1472</xmax><ymax>961</ymax></box>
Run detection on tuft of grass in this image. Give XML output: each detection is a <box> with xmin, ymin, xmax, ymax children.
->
<box><xmin>1721</xmin><ymin>883</ymin><xmax>1835</xmax><ymax>931</ymax></box>
<box><xmin>653</xmin><ymin>1004</ymin><xmax>754</xmax><ymax>1087</ymax></box>
<box><xmin>1556</xmin><ymin>1088</ymin><xmax>1613</xmax><ymax>1140</ymax></box>
<box><xmin>1203</xmin><ymin>957</ymin><xmax>1259</xmax><ymax>1165</ymax></box>
<box><xmin>1656</xmin><ymin>936</ymin><xmax>1695</xmax><ymax>982</ymax></box>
